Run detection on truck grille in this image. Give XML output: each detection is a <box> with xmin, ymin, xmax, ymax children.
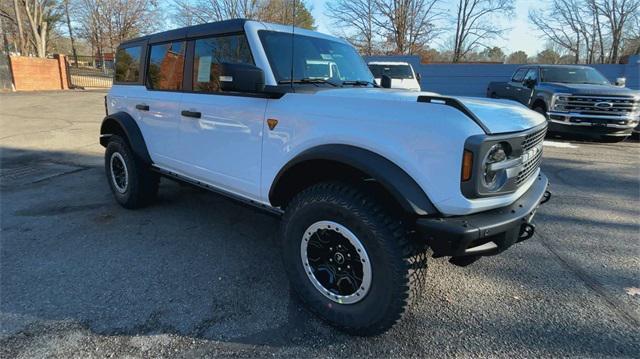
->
<box><xmin>517</xmin><ymin>127</ymin><xmax>546</xmax><ymax>185</ymax></box>
<box><xmin>555</xmin><ymin>95</ymin><xmax>640</xmax><ymax>116</ymax></box>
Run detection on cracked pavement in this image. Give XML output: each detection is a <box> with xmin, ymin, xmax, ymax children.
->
<box><xmin>1</xmin><ymin>91</ymin><xmax>639</xmax><ymax>358</ymax></box>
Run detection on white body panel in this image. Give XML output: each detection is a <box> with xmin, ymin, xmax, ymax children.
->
<box><xmin>107</xmin><ymin>21</ymin><xmax>547</xmax><ymax>216</ymax></box>
<box><xmin>176</xmin><ymin>93</ymin><xmax>267</xmax><ymax>199</ymax></box>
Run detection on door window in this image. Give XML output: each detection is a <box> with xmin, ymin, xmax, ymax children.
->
<box><xmin>523</xmin><ymin>68</ymin><xmax>538</xmax><ymax>83</ymax></box>
<box><xmin>114</xmin><ymin>46</ymin><xmax>142</xmax><ymax>83</ymax></box>
<box><xmin>146</xmin><ymin>41</ymin><xmax>186</xmax><ymax>91</ymax></box>
<box><xmin>192</xmin><ymin>34</ymin><xmax>254</xmax><ymax>93</ymax></box>
<box><xmin>511</xmin><ymin>68</ymin><xmax>527</xmax><ymax>82</ymax></box>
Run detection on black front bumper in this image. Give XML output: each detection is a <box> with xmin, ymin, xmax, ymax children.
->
<box><xmin>416</xmin><ymin>172</ymin><xmax>550</xmax><ymax>258</ymax></box>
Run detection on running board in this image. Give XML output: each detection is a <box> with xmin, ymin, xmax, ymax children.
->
<box><xmin>151</xmin><ymin>166</ymin><xmax>283</xmax><ymax>217</ymax></box>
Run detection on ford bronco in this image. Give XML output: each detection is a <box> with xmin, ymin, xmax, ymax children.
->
<box><xmin>101</xmin><ymin>19</ymin><xmax>551</xmax><ymax>336</ymax></box>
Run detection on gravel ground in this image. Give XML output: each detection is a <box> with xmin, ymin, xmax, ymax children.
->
<box><xmin>1</xmin><ymin>91</ymin><xmax>638</xmax><ymax>358</ymax></box>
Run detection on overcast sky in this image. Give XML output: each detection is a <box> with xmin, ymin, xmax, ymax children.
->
<box><xmin>310</xmin><ymin>0</ymin><xmax>546</xmax><ymax>56</ymax></box>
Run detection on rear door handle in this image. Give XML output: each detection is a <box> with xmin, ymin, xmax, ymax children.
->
<box><xmin>136</xmin><ymin>104</ymin><xmax>149</xmax><ymax>111</ymax></box>
<box><xmin>181</xmin><ymin>110</ymin><xmax>201</xmax><ymax>119</ymax></box>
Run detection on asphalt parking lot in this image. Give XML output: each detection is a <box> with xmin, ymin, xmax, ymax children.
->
<box><xmin>1</xmin><ymin>91</ymin><xmax>639</xmax><ymax>358</ymax></box>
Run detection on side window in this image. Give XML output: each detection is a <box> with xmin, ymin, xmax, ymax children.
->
<box><xmin>192</xmin><ymin>34</ymin><xmax>253</xmax><ymax>93</ymax></box>
<box><xmin>512</xmin><ymin>68</ymin><xmax>527</xmax><ymax>82</ymax></box>
<box><xmin>146</xmin><ymin>41</ymin><xmax>186</xmax><ymax>91</ymax></box>
<box><xmin>115</xmin><ymin>46</ymin><xmax>141</xmax><ymax>83</ymax></box>
<box><xmin>523</xmin><ymin>68</ymin><xmax>538</xmax><ymax>82</ymax></box>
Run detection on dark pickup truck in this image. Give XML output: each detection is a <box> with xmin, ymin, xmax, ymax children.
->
<box><xmin>487</xmin><ymin>65</ymin><xmax>640</xmax><ymax>141</ymax></box>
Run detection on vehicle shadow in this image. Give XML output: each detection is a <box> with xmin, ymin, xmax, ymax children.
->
<box><xmin>1</xmin><ymin>146</ymin><xmax>638</xmax><ymax>357</ymax></box>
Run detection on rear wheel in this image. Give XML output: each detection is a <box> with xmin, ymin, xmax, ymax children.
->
<box><xmin>280</xmin><ymin>182</ymin><xmax>416</xmax><ymax>336</ymax></box>
<box><xmin>105</xmin><ymin>135</ymin><xmax>159</xmax><ymax>208</ymax></box>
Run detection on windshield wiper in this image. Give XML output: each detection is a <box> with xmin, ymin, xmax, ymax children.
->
<box><xmin>342</xmin><ymin>80</ymin><xmax>378</xmax><ymax>87</ymax></box>
<box><xmin>278</xmin><ymin>78</ymin><xmax>342</xmax><ymax>87</ymax></box>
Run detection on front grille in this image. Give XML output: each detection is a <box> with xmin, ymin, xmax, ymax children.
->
<box><xmin>517</xmin><ymin>127</ymin><xmax>546</xmax><ymax>185</ymax></box>
<box><xmin>555</xmin><ymin>95</ymin><xmax>639</xmax><ymax>116</ymax></box>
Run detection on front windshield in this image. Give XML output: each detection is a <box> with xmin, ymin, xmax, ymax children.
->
<box><xmin>540</xmin><ymin>67</ymin><xmax>610</xmax><ymax>85</ymax></box>
<box><xmin>259</xmin><ymin>30</ymin><xmax>374</xmax><ymax>84</ymax></box>
<box><xmin>368</xmin><ymin>64</ymin><xmax>414</xmax><ymax>79</ymax></box>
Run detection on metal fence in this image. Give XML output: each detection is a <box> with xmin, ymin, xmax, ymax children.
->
<box><xmin>66</xmin><ymin>55</ymin><xmax>113</xmax><ymax>89</ymax></box>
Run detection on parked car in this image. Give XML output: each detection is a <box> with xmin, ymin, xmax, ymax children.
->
<box><xmin>367</xmin><ymin>61</ymin><xmax>421</xmax><ymax>91</ymax></box>
<box><xmin>487</xmin><ymin>65</ymin><xmax>640</xmax><ymax>142</ymax></box>
<box><xmin>102</xmin><ymin>19</ymin><xmax>551</xmax><ymax>336</ymax></box>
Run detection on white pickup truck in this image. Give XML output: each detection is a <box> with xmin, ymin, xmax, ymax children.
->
<box><xmin>101</xmin><ymin>19</ymin><xmax>550</xmax><ymax>336</ymax></box>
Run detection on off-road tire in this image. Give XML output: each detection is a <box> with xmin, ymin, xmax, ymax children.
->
<box><xmin>280</xmin><ymin>182</ymin><xmax>418</xmax><ymax>336</ymax></box>
<box><xmin>105</xmin><ymin>135</ymin><xmax>159</xmax><ymax>209</ymax></box>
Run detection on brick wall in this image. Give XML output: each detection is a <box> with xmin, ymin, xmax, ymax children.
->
<box><xmin>8</xmin><ymin>55</ymin><xmax>69</xmax><ymax>91</ymax></box>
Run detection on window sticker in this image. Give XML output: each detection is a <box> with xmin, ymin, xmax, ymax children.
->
<box><xmin>197</xmin><ymin>55</ymin><xmax>212</xmax><ymax>82</ymax></box>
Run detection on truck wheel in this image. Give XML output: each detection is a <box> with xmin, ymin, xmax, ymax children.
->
<box><xmin>280</xmin><ymin>182</ymin><xmax>414</xmax><ymax>336</ymax></box>
<box><xmin>105</xmin><ymin>135</ymin><xmax>159</xmax><ymax>209</ymax></box>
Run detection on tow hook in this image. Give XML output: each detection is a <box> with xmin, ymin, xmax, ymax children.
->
<box><xmin>540</xmin><ymin>190</ymin><xmax>551</xmax><ymax>204</ymax></box>
<box><xmin>518</xmin><ymin>223</ymin><xmax>535</xmax><ymax>242</ymax></box>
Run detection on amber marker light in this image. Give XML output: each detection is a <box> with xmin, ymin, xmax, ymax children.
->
<box><xmin>461</xmin><ymin>150</ymin><xmax>473</xmax><ymax>182</ymax></box>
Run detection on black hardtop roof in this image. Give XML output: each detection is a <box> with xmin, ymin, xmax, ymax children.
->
<box><xmin>118</xmin><ymin>18</ymin><xmax>247</xmax><ymax>48</ymax></box>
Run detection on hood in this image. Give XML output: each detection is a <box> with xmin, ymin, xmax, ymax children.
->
<box><xmin>313</xmin><ymin>88</ymin><xmax>545</xmax><ymax>134</ymax></box>
<box><xmin>540</xmin><ymin>82</ymin><xmax>640</xmax><ymax>96</ymax></box>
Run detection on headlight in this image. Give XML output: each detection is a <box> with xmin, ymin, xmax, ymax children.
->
<box><xmin>551</xmin><ymin>94</ymin><xmax>569</xmax><ymax>112</ymax></box>
<box><xmin>481</xmin><ymin>142</ymin><xmax>510</xmax><ymax>191</ymax></box>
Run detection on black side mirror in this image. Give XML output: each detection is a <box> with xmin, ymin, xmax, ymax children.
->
<box><xmin>524</xmin><ymin>79</ymin><xmax>536</xmax><ymax>89</ymax></box>
<box><xmin>416</xmin><ymin>73</ymin><xmax>421</xmax><ymax>82</ymax></box>
<box><xmin>219</xmin><ymin>63</ymin><xmax>265</xmax><ymax>93</ymax></box>
<box><xmin>381</xmin><ymin>74</ymin><xmax>392</xmax><ymax>88</ymax></box>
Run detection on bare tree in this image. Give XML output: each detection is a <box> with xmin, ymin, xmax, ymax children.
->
<box><xmin>21</xmin><ymin>0</ymin><xmax>60</xmax><ymax>57</ymax></box>
<box><xmin>62</xmin><ymin>0</ymin><xmax>76</xmax><ymax>64</ymax></box>
<box><xmin>531</xmin><ymin>0</ymin><xmax>639</xmax><ymax>64</ymax></box>
<box><xmin>593</xmin><ymin>0</ymin><xmax>640</xmax><ymax>63</ymax></box>
<box><xmin>325</xmin><ymin>0</ymin><xmax>377</xmax><ymax>56</ymax></box>
<box><xmin>173</xmin><ymin>0</ymin><xmax>260</xmax><ymax>26</ymax></box>
<box><xmin>451</xmin><ymin>0</ymin><xmax>513</xmax><ymax>62</ymax></box>
<box><xmin>373</xmin><ymin>0</ymin><xmax>442</xmax><ymax>55</ymax></box>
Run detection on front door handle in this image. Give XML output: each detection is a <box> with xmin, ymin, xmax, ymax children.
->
<box><xmin>181</xmin><ymin>110</ymin><xmax>201</xmax><ymax>119</ymax></box>
<box><xmin>136</xmin><ymin>104</ymin><xmax>149</xmax><ymax>111</ymax></box>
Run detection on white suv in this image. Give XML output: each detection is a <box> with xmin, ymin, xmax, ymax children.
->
<box><xmin>101</xmin><ymin>19</ymin><xmax>551</xmax><ymax>335</ymax></box>
<box><xmin>368</xmin><ymin>61</ymin><xmax>422</xmax><ymax>91</ymax></box>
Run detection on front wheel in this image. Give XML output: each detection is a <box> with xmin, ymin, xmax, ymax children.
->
<box><xmin>280</xmin><ymin>182</ymin><xmax>416</xmax><ymax>336</ymax></box>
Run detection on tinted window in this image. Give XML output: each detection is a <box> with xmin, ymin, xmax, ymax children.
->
<box><xmin>147</xmin><ymin>41</ymin><xmax>186</xmax><ymax>90</ymax></box>
<box><xmin>115</xmin><ymin>46</ymin><xmax>141</xmax><ymax>83</ymax></box>
<box><xmin>192</xmin><ymin>35</ymin><xmax>253</xmax><ymax>92</ymax></box>
<box><xmin>368</xmin><ymin>64</ymin><xmax>414</xmax><ymax>79</ymax></box>
<box><xmin>512</xmin><ymin>68</ymin><xmax>527</xmax><ymax>82</ymax></box>
<box><xmin>259</xmin><ymin>31</ymin><xmax>373</xmax><ymax>83</ymax></box>
<box><xmin>540</xmin><ymin>67</ymin><xmax>609</xmax><ymax>85</ymax></box>
<box><xmin>523</xmin><ymin>68</ymin><xmax>538</xmax><ymax>82</ymax></box>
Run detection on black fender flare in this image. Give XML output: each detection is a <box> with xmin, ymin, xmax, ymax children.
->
<box><xmin>269</xmin><ymin>144</ymin><xmax>439</xmax><ymax>216</ymax></box>
<box><xmin>99</xmin><ymin>111</ymin><xmax>152</xmax><ymax>165</ymax></box>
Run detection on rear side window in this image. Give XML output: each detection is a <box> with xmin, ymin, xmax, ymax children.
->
<box><xmin>512</xmin><ymin>68</ymin><xmax>527</xmax><ymax>82</ymax></box>
<box><xmin>192</xmin><ymin>34</ymin><xmax>253</xmax><ymax>93</ymax></box>
<box><xmin>115</xmin><ymin>46</ymin><xmax>141</xmax><ymax>83</ymax></box>
<box><xmin>147</xmin><ymin>41</ymin><xmax>186</xmax><ymax>91</ymax></box>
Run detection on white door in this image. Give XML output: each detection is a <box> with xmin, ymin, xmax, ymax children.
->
<box><xmin>176</xmin><ymin>34</ymin><xmax>268</xmax><ymax>199</ymax></box>
<box><xmin>136</xmin><ymin>40</ymin><xmax>187</xmax><ymax>167</ymax></box>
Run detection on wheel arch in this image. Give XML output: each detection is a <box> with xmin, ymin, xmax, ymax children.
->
<box><xmin>100</xmin><ymin>112</ymin><xmax>152</xmax><ymax>165</ymax></box>
<box><xmin>531</xmin><ymin>98</ymin><xmax>547</xmax><ymax>111</ymax></box>
<box><xmin>269</xmin><ymin>144</ymin><xmax>439</xmax><ymax>217</ymax></box>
